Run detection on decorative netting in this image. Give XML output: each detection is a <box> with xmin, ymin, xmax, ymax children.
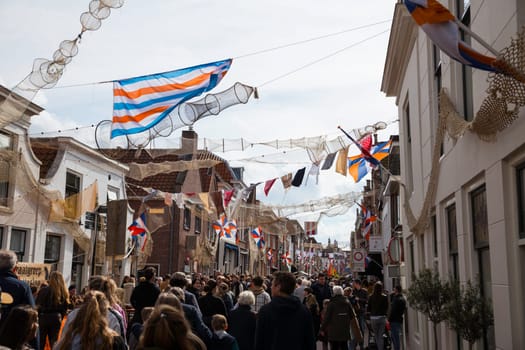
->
<box><xmin>95</xmin><ymin>82</ymin><xmax>255</xmax><ymax>156</ymax></box>
<box><xmin>0</xmin><ymin>0</ymin><xmax>124</xmax><ymax>128</ymax></box>
<box><xmin>403</xmin><ymin>29</ymin><xmax>525</xmax><ymax>236</ymax></box>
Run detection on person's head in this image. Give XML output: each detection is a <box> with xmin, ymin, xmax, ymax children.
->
<box><xmin>0</xmin><ymin>250</ymin><xmax>17</xmax><ymax>272</ymax></box>
<box><xmin>237</xmin><ymin>290</ymin><xmax>255</xmax><ymax>306</ymax></box>
<box><xmin>144</xmin><ymin>267</ymin><xmax>156</xmax><ymax>282</ymax></box>
<box><xmin>192</xmin><ymin>279</ymin><xmax>203</xmax><ymax>291</ymax></box>
<box><xmin>271</xmin><ymin>271</ymin><xmax>296</xmax><ymax>296</ymax></box>
<box><xmin>304</xmin><ymin>287</ymin><xmax>313</xmax><ymax>296</ymax></box>
<box><xmin>68</xmin><ymin>284</ymin><xmax>77</xmax><ymax>296</ymax></box>
<box><xmin>204</xmin><ymin>279</ymin><xmax>217</xmax><ymax>294</ymax></box>
<box><xmin>343</xmin><ymin>287</ymin><xmax>353</xmax><ymax>297</ymax></box>
<box><xmin>394</xmin><ymin>285</ymin><xmax>402</xmax><ymax>294</ymax></box>
<box><xmin>48</xmin><ymin>271</ymin><xmax>70</xmax><ymax>304</ymax></box>
<box><xmin>332</xmin><ymin>285</ymin><xmax>344</xmax><ymax>296</ymax></box>
<box><xmin>317</xmin><ymin>273</ymin><xmax>326</xmax><ymax>285</ymax></box>
<box><xmin>251</xmin><ymin>276</ymin><xmax>264</xmax><ymax>288</ymax></box>
<box><xmin>373</xmin><ymin>281</ymin><xmax>384</xmax><ymax>295</ymax></box>
<box><xmin>211</xmin><ymin>314</ymin><xmax>228</xmax><ymax>332</ymax></box>
<box><xmin>323</xmin><ymin>299</ymin><xmax>330</xmax><ymax>308</ymax></box>
<box><xmin>353</xmin><ymin>278</ymin><xmax>362</xmax><ymax>289</ymax></box>
<box><xmin>138</xmin><ymin>305</ymin><xmax>196</xmax><ymax>350</ymax></box>
<box><xmin>155</xmin><ymin>292</ymin><xmax>182</xmax><ymax>311</ymax></box>
<box><xmin>169</xmin><ymin>287</ymin><xmax>185</xmax><ymax>303</ymax></box>
<box><xmin>0</xmin><ymin>305</ymin><xmax>38</xmax><ymax>348</ymax></box>
<box><xmin>88</xmin><ymin>275</ymin><xmax>116</xmax><ymax>305</ymax></box>
<box><xmin>56</xmin><ymin>291</ymin><xmax>116</xmax><ymax>350</ymax></box>
<box><xmin>218</xmin><ymin>282</ymin><xmax>229</xmax><ymax>296</ymax></box>
<box><xmin>170</xmin><ymin>272</ymin><xmax>188</xmax><ymax>288</ymax></box>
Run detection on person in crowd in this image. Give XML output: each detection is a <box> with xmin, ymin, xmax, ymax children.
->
<box><xmin>198</xmin><ymin>279</ymin><xmax>227</xmax><ymax>328</ymax></box>
<box><xmin>122</xmin><ymin>277</ymin><xmax>135</xmax><ymax>306</ymax></box>
<box><xmin>229</xmin><ymin>275</ymin><xmax>244</xmax><ymax>302</ymax></box>
<box><xmin>188</xmin><ymin>278</ymin><xmax>204</xmax><ymax>299</ymax></box>
<box><xmin>0</xmin><ymin>305</ymin><xmax>39</xmax><ymax>350</ymax></box>
<box><xmin>160</xmin><ymin>274</ymin><xmax>171</xmax><ymax>292</ymax></box>
<box><xmin>249</xmin><ymin>276</ymin><xmax>271</xmax><ymax>313</ymax></box>
<box><xmin>170</xmin><ymin>272</ymin><xmax>201</xmax><ymax>314</ymax></box>
<box><xmin>55</xmin><ymin>291</ymin><xmax>126</xmax><ymax>350</ymax></box>
<box><xmin>170</xmin><ymin>287</ymin><xmax>213</xmax><ymax>346</ymax></box>
<box><xmin>352</xmin><ymin>279</ymin><xmax>368</xmax><ymax>350</ymax></box>
<box><xmin>209</xmin><ymin>314</ymin><xmax>239</xmax><ymax>350</ymax></box>
<box><xmin>217</xmin><ymin>282</ymin><xmax>234</xmax><ymax>315</ymax></box>
<box><xmin>388</xmin><ymin>285</ymin><xmax>407</xmax><ymax>350</ymax></box>
<box><xmin>87</xmin><ymin>276</ymin><xmax>127</xmax><ymax>338</ymax></box>
<box><xmin>35</xmin><ymin>271</ymin><xmax>71</xmax><ymax>350</ymax></box>
<box><xmin>318</xmin><ymin>299</ymin><xmax>330</xmax><ymax>350</ymax></box>
<box><xmin>311</xmin><ymin>273</ymin><xmax>332</xmax><ymax>312</ymax></box>
<box><xmin>367</xmin><ymin>282</ymin><xmax>389</xmax><ymax>350</ymax></box>
<box><xmin>321</xmin><ymin>286</ymin><xmax>354</xmax><ymax>350</ymax></box>
<box><xmin>293</xmin><ymin>278</ymin><xmax>307</xmax><ymax>302</ymax></box>
<box><xmin>130</xmin><ymin>267</ymin><xmax>160</xmax><ymax>325</ymax></box>
<box><xmin>137</xmin><ymin>304</ymin><xmax>206</xmax><ymax>350</ymax></box>
<box><xmin>255</xmin><ymin>271</ymin><xmax>315</xmax><ymax>350</ymax></box>
<box><xmin>303</xmin><ymin>287</ymin><xmax>320</xmax><ymax>339</ymax></box>
<box><xmin>229</xmin><ymin>291</ymin><xmax>256</xmax><ymax>350</ymax></box>
<box><xmin>128</xmin><ymin>307</ymin><xmax>154</xmax><ymax>350</ymax></box>
<box><xmin>0</xmin><ymin>250</ymin><xmax>38</xmax><ymax>349</ymax></box>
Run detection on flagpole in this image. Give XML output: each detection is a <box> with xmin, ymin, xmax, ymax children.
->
<box><xmin>454</xmin><ymin>19</ymin><xmax>500</xmax><ymax>57</ymax></box>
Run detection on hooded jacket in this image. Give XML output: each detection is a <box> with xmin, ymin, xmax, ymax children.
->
<box><xmin>255</xmin><ymin>296</ymin><xmax>315</xmax><ymax>350</ymax></box>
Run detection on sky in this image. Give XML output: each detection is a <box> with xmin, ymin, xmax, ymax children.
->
<box><xmin>0</xmin><ymin>0</ymin><xmax>399</xmax><ymax>247</ymax></box>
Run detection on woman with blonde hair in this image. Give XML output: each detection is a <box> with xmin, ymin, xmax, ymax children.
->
<box><xmin>35</xmin><ymin>270</ymin><xmax>71</xmax><ymax>349</ymax></box>
<box><xmin>87</xmin><ymin>275</ymin><xmax>127</xmax><ymax>337</ymax></box>
<box><xmin>55</xmin><ymin>290</ymin><xmax>126</xmax><ymax>350</ymax></box>
<box><xmin>137</xmin><ymin>304</ymin><xmax>205</xmax><ymax>350</ymax></box>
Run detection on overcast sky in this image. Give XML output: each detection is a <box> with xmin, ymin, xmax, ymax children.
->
<box><xmin>0</xmin><ymin>0</ymin><xmax>399</xmax><ymax>246</ymax></box>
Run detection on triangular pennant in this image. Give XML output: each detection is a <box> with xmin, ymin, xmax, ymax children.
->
<box><xmin>291</xmin><ymin>167</ymin><xmax>306</xmax><ymax>187</ymax></box>
<box><xmin>264</xmin><ymin>178</ymin><xmax>277</xmax><ymax>196</ymax></box>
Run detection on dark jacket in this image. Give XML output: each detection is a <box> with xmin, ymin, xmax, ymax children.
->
<box><xmin>255</xmin><ymin>296</ymin><xmax>315</xmax><ymax>350</ymax></box>
<box><xmin>130</xmin><ymin>281</ymin><xmax>160</xmax><ymax>324</ymax></box>
<box><xmin>388</xmin><ymin>293</ymin><xmax>406</xmax><ymax>323</ymax></box>
<box><xmin>321</xmin><ymin>294</ymin><xmax>355</xmax><ymax>342</ymax></box>
<box><xmin>184</xmin><ymin>290</ymin><xmax>201</xmax><ymax>315</ymax></box>
<box><xmin>353</xmin><ymin>287</ymin><xmax>368</xmax><ymax>316</ymax></box>
<box><xmin>209</xmin><ymin>331</ymin><xmax>239</xmax><ymax>350</ymax></box>
<box><xmin>229</xmin><ymin>304</ymin><xmax>256</xmax><ymax>350</ymax></box>
<box><xmin>367</xmin><ymin>293</ymin><xmax>389</xmax><ymax>317</ymax></box>
<box><xmin>182</xmin><ymin>303</ymin><xmax>212</xmax><ymax>345</ymax></box>
<box><xmin>311</xmin><ymin>281</ymin><xmax>332</xmax><ymax>310</ymax></box>
<box><xmin>198</xmin><ymin>293</ymin><xmax>227</xmax><ymax>328</ymax></box>
<box><xmin>0</xmin><ymin>270</ymin><xmax>35</xmax><ymax>326</ymax></box>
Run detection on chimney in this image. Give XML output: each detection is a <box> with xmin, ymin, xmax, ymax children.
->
<box><xmin>181</xmin><ymin>129</ymin><xmax>198</xmax><ymax>154</ymax></box>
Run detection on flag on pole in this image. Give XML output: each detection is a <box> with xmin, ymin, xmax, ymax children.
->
<box><xmin>111</xmin><ymin>59</ymin><xmax>232</xmax><ymax>138</ymax></box>
<box><xmin>348</xmin><ymin>139</ymin><xmax>393</xmax><ymax>183</ymax></box>
<box><xmin>266</xmin><ymin>248</ymin><xmax>273</xmax><ymax>261</ymax></box>
<box><xmin>282</xmin><ymin>251</ymin><xmax>292</xmax><ymax>266</ymax></box>
<box><xmin>128</xmin><ymin>212</ymin><xmax>148</xmax><ymax>252</ymax></box>
<box><xmin>403</xmin><ymin>0</ymin><xmax>499</xmax><ymax>72</ymax></box>
<box><xmin>251</xmin><ymin>226</ymin><xmax>265</xmax><ymax>249</ymax></box>
<box><xmin>304</xmin><ymin>221</ymin><xmax>318</xmax><ymax>236</ymax></box>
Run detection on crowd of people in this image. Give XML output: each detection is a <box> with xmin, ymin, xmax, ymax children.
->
<box><xmin>0</xmin><ymin>249</ymin><xmax>407</xmax><ymax>350</ymax></box>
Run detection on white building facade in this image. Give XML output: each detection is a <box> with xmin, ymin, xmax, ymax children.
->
<box><xmin>382</xmin><ymin>1</ymin><xmax>525</xmax><ymax>349</ymax></box>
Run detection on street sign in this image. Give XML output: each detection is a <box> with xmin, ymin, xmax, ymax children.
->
<box><xmin>369</xmin><ymin>236</ymin><xmax>383</xmax><ymax>253</ymax></box>
<box><xmin>352</xmin><ymin>249</ymin><xmax>365</xmax><ymax>272</ymax></box>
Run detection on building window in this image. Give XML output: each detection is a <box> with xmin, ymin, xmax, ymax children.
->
<box><xmin>517</xmin><ymin>163</ymin><xmax>525</xmax><ymax>239</ymax></box>
<box><xmin>432</xmin><ymin>214</ymin><xmax>438</xmax><ymax>258</ymax></box>
<box><xmin>107</xmin><ymin>186</ymin><xmax>119</xmax><ymax>201</ymax></box>
<box><xmin>10</xmin><ymin>229</ymin><xmax>26</xmax><ymax>262</ymax></box>
<box><xmin>470</xmin><ymin>185</ymin><xmax>494</xmax><ymax>349</ymax></box>
<box><xmin>391</xmin><ymin>194</ymin><xmax>400</xmax><ymax>228</ymax></box>
<box><xmin>446</xmin><ymin>204</ymin><xmax>459</xmax><ymax>280</ymax></box>
<box><xmin>0</xmin><ymin>226</ymin><xmax>3</xmax><ymax>247</ymax></box>
<box><xmin>195</xmin><ymin>216</ymin><xmax>201</xmax><ymax>234</ymax></box>
<box><xmin>183</xmin><ymin>207</ymin><xmax>191</xmax><ymax>230</ymax></box>
<box><xmin>44</xmin><ymin>234</ymin><xmax>62</xmax><ymax>269</ymax></box>
<box><xmin>65</xmin><ymin>172</ymin><xmax>81</xmax><ymax>219</ymax></box>
<box><xmin>207</xmin><ymin>221</ymin><xmax>217</xmax><ymax>243</ymax></box>
<box><xmin>0</xmin><ymin>132</ymin><xmax>13</xmax><ymax>207</ymax></box>
<box><xmin>409</xmin><ymin>239</ymin><xmax>415</xmax><ymax>275</ymax></box>
<box><xmin>456</xmin><ymin>2</ymin><xmax>474</xmax><ymax>121</ymax></box>
<box><xmin>403</xmin><ymin>98</ymin><xmax>414</xmax><ymax>193</ymax></box>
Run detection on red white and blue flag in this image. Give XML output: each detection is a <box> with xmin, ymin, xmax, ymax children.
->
<box><xmin>266</xmin><ymin>248</ymin><xmax>273</xmax><ymax>261</ymax></box>
<box><xmin>404</xmin><ymin>0</ymin><xmax>499</xmax><ymax>72</ymax></box>
<box><xmin>111</xmin><ymin>59</ymin><xmax>232</xmax><ymax>138</ymax></box>
<box><xmin>282</xmin><ymin>251</ymin><xmax>292</xmax><ymax>266</ymax></box>
<box><xmin>213</xmin><ymin>214</ymin><xmax>238</xmax><ymax>241</ymax></box>
<box><xmin>359</xmin><ymin>204</ymin><xmax>377</xmax><ymax>241</ymax></box>
<box><xmin>348</xmin><ymin>136</ymin><xmax>392</xmax><ymax>183</ymax></box>
<box><xmin>251</xmin><ymin>226</ymin><xmax>265</xmax><ymax>249</ymax></box>
<box><xmin>128</xmin><ymin>212</ymin><xmax>148</xmax><ymax>252</ymax></box>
